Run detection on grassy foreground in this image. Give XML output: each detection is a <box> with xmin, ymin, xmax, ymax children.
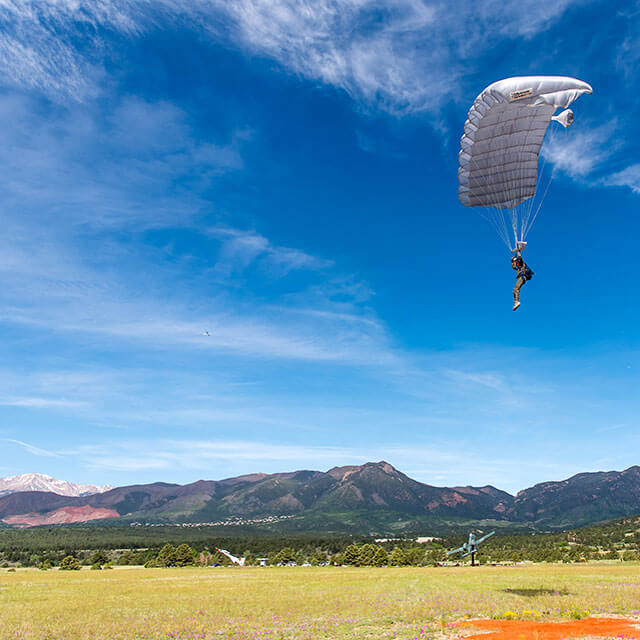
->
<box><xmin>2</xmin><ymin>564</ymin><xmax>640</xmax><ymax>640</ymax></box>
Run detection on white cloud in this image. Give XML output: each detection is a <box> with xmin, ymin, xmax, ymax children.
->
<box><xmin>445</xmin><ymin>369</ymin><xmax>509</xmax><ymax>393</ymax></box>
<box><xmin>542</xmin><ymin>122</ymin><xmax>618</xmax><ymax>179</ymax></box>
<box><xmin>541</xmin><ymin>122</ymin><xmax>640</xmax><ymax>197</ymax></box>
<box><xmin>63</xmin><ymin>438</ymin><xmax>519</xmax><ymax>485</ymax></box>
<box><xmin>0</xmin><ymin>0</ymin><xmax>142</xmax><ymax>99</ymax></box>
<box><xmin>604</xmin><ymin>164</ymin><xmax>640</xmax><ymax>194</ymax></box>
<box><xmin>0</xmin><ymin>0</ymin><xmax>590</xmax><ymax>113</ymax></box>
<box><xmin>0</xmin><ymin>397</ymin><xmax>87</xmax><ymax>409</ymax></box>
<box><xmin>615</xmin><ymin>3</ymin><xmax>640</xmax><ymax>80</ymax></box>
<box><xmin>0</xmin><ymin>94</ymin><xmax>245</xmax><ymax>233</ymax></box>
<box><xmin>208</xmin><ymin>226</ymin><xmax>332</xmax><ymax>277</ymax></box>
<box><xmin>207</xmin><ymin>0</ymin><xmax>590</xmax><ymax>114</ymax></box>
<box><xmin>74</xmin><ymin>439</ymin><xmax>364</xmax><ymax>472</ymax></box>
<box><xmin>58</xmin><ymin>437</ymin><xmax>590</xmax><ymax>493</ymax></box>
<box><xmin>0</xmin><ymin>224</ymin><xmax>396</xmax><ymax>367</ymax></box>
<box><xmin>3</xmin><ymin>438</ymin><xmax>60</xmax><ymax>457</ymax></box>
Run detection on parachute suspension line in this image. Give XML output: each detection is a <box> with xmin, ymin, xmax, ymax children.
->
<box><xmin>478</xmin><ymin>207</ymin><xmax>512</xmax><ymax>251</ymax></box>
<box><xmin>507</xmin><ymin>106</ymin><xmax>521</xmax><ymax>251</ymax></box>
<box><xmin>500</xmin><ymin>210</ymin><xmax>512</xmax><ymax>251</ymax></box>
<box><xmin>522</xmin><ymin>122</ymin><xmax>562</xmax><ymax>240</ymax></box>
<box><xmin>520</xmin><ymin>120</ymin><xmax>555</xmax><ymax>242</ymax></box>
<box><xmin>495</xmin><ymin>210</ymin><xmax>512</xmax><ymax>251</ymax></box>
<box><xmin>517</xmin><ymin>108</ymin><xmax>540</xmax><ymax>247</ymax></box>
<box><xmin>524</xmin><ymin>167</ymin><xmax>555</xmax><ymax>240</ymax></box>
<box><xmin>512</xmin><ymin>110</ymin><xmax>535</xmax><ymax>249</ymax></box>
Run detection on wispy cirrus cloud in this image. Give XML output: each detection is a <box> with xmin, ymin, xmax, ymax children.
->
<box><xmin>0</xmin><ymin>397</ymin><xmax>87</xmax><ymax>409</ymax></box>
<box><xmin>3</xmin><ymin>439</ymin><xmax>60</xmax><ymax>458</ymax></box>
<box><xmin>0</xmin><ymin>0</ymin><xmax>591</xmax><ymax>113</ymax></box>
<box><xmin>208</xmin><ymin>226</ymin><xmax>332</xmax><ymax>277</ymax></box>
<box><xmin>0</xmin><ymin>0</ymin><xmax>142</xmax><ymax>99</ymax></box>
<box><xmin>57</xmin><ymin>437</ymin><xmax>598</xmax><ymax>492</ymax></box>
<box><xmin>0</xmin><ymin>207</ymin><xmax>393</xmax><ymax>366</ymax></box>
<box><xmin>71</xmin><ymin>439</ymin><xmax>365</xmax><ymax>472</ymax></box>
<box><xmin>604</xmin><ymin>164</ymin><xmax>640</xmax><ymax>194</ymax></box>
<box><xmin>0</xmin><ymin>94</ymin><xmax>244</xmax><ymax>232</ymax></box>
<box><xmin>0</xmin><ymin>225</ymin><xmax>396</xmax><ymax>368</ymax></box>
<box><xmin>0</xmin><ymin>90</ymin><xmax>390</xmax><ymax>368</ymax></box>
<box><xmin>207</xmin><ymin>0</ymin><xmax>590</xmax><ymax>114</ymax></box>
<box><xmin>542</xmin><ymin>122</ymin><xmax>619</xmax><ymax>179</ymax></box>
<box><xmin>541</xmin><ymin>121</ymin><xmax>640</xmax><ymax>197</ymax></box>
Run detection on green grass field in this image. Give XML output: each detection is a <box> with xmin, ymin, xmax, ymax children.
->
<box><xmin>2</xmin><ymin>564</ymin><xmax>640</xmax><ymax>640</ymax></box>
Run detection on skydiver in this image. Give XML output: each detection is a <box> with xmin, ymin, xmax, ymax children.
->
<box><xmin>511</xmin><ymin>252</ymin><xmax>534</xmax><ymax>311</ymax></box>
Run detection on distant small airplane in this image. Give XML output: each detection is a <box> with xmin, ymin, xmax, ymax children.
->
<box><xmin>202</xmin><ymin>331</ymin><xmax>211</xmax><ymax>336</ymax></box>
<box><xmin>446</xmin><ymin>531</ymin><xmax>495</xmax><ymax>566</ymax></box>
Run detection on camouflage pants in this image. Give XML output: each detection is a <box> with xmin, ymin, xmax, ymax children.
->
<box><xmin>513</xmin><ymin>277</ymin><xmax>526</xmax><ymax>301</ymax></box>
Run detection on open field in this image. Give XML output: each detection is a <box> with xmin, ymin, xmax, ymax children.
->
<box><xmin>2</xmin><ymin>564</ymin><xmax>640</xmax><ymax>640</ymax></box>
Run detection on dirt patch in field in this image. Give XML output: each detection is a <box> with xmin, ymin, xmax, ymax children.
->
<box><xmin>454</xmin><ymin>616</ymin><xmax>640</xmax><ymax>639</ymax></box>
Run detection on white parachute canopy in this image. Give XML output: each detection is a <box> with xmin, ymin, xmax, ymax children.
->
<box><xmin>458</xmin><ymin>76</ymin><xmax>592</xmax><ymax>250</ymax></box>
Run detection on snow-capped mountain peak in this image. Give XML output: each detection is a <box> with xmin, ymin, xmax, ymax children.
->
<box><xmin>0</xmin><ymin>473</ymin><xmax>113</xmax><ymax>497</ymax></box>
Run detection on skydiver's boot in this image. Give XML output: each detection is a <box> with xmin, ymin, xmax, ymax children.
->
<box><xmin>513</xmin><ymin>300</ymin><xmax>521</xmax><ymax>311</ymax></box>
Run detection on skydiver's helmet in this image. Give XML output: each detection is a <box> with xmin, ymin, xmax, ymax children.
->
<box><xmin>512</xmin><ymin>256</ymin><xmax>523</xmax><ymax>268</ymax></box>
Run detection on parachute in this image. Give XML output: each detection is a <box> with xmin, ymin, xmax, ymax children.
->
<box><xmin>458</xmin><ymin>76</ymin><xmax>592</xmax><ymax>252</ymax></box>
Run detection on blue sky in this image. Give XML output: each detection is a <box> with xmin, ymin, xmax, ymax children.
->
<box><xmin>1</xmin><ymin>1</ymin><xmax>639</xmax><ymax>494</ymax></box>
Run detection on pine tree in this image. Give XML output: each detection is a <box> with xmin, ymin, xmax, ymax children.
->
<box><xmin>372</xmin><ymin>546</ymin><xmax>388</xmax><ymax>567</ymax></box>
<box><xmin>357</xmin><ymin>544</ymin><xmax>377</xmax><ymax>566</ymax></box>
<box><xmin>156</xmin><ymin>544</ymin><xmax>177</xmax><ymax>567</ymax></box>
<box><xmin>404</xmin><ymin>547</ymin><xmax>424</xmax><ymax>566</ymax></box>
<box><xmin>273</xmin><ymin>547</ymin><xmax>296</xmax><ymax>565</ymax></box>
<box><xmin>389</xmin><ymin>547</ymin><xmax>406</xmax><ymax>566</ymax></box>
<box><xmin>343</xmin><ymin>544</ymin><xmax>360</xmax><ymax>565</ymax></box>
<box><xmin>174</xmin><ymin>544</ymin><xmax>194</xmax><ymax>567</ymax></box>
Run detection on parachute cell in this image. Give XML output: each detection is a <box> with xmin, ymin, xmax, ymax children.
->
<box><xmin>458</xmin><ymin>76</ymin><xmax>592</xmax><ymax>250</ymax></box>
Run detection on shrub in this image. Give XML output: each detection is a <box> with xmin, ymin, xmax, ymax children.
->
<box><xmin>60</xmin><ymin>556</ymin><xmax>81</xmax><ymax>571</ymax></box>
<box><xmin>90</xmin><ymin>551</ymin><xmax>109</xmax><ymax>566</ymax></box>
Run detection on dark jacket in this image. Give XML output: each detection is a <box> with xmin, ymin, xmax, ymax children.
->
<box><xmin>512</xmin><ymin>258</ymin><xmax>534</xmax><ymax>280</ymax></box>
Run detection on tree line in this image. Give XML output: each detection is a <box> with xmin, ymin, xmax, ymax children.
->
<box><xmin>3</xmin><ymin>515</ymin><xmax>640</xmax><ymax>568</ymax></box>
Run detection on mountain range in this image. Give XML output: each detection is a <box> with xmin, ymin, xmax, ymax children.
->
<box><xmin>0</xmin><ymin>473</ymin><xmax>112</xmax><ymax>498</ymax></box>
<box><xmin>2</xmin><ymin>462</ymin><xmax>640</xmax><ymax>532</ymax></box>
